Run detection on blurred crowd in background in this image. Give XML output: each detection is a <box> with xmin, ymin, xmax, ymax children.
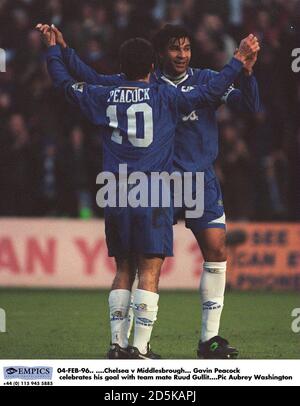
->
<box><xmin>0</xmin><ymin>0</ymin><xmax>300</xmax><ymax>220</ymax></box>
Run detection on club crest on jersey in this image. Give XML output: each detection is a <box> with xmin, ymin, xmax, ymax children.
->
<box><xmin>182</xmin><ymin>110</ymin><xmax>199</xmax><ymax>122</ymax></box>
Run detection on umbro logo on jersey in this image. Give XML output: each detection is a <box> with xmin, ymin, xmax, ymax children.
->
<box><xmin>181</xmin><ymin>86</ymin><xmax>195</xmax><ymax>92</ymax></box>
<box><xmin>182</xmin><ymin>110</ymin><xmax>199</xmax><ymax>122</ymax></box>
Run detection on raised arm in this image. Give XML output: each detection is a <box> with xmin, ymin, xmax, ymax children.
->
<box><xmin>225</xmin><ymin>52</ymin><xmax>260</xmax><ymax>113</ymax></box>
<box><xmin>203</xmin><ymin>68</ymin><xmax>260</xmax><ymax>113</ymax></box>
<box><xmin>176</xmin><ymin>34</ymin><xmax>260</xmax><ymax>113</ymax></box>
<box><xmin>46</xmin><ymin>45</ymin><xmax>107</xmax><ymax>126</ymax></box>
<box><xmin>36</xmin><ymin>23</ymin><xmax>124</xmax><ymax>86</ymax></box>
<box><xmin>225</xmin><ymin>74</ymin><xmax>260</xmax><ymax>113</ymax></box>
<box><xmin>61</xmin><ymin>47</ymin><xmax>124</xmax><ymax>85</ymax></box>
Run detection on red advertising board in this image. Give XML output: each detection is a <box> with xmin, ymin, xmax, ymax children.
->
<box><xmin>0</xmin><ymin>219</ymin><xmax>299</xmax><ymax>290</ymax></box>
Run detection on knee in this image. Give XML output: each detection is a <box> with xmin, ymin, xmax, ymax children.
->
<box><xmin>138</xmin><ymin>269</ymin><xmax>160</xmax><ymax>292</ymax></box>
<box><xmin>112</xmin><ymin>268</ymin><xmax>136</xmax><ymax>290</ymax></box>
<box><xmin>204</xmin><ymin>245</ymin><xmax>227</xmax><ymax>262</ymax></box>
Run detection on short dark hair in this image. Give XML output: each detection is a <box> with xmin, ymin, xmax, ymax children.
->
<box><xmin>119</xmin><ymin>38</ymin><xmax>155</xmax><ymax>80</ymax></box>
<box><xmin>152</xmin><ymin>24</ymin><xmax>192</xmax><ymax>54</ymax></box>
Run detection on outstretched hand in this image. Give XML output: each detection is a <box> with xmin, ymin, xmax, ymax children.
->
<box><xmin>234</xmin><ymin>34</ymin><xmax>260</xmax><ymax>65</ymax></box>
<box><xmin>36</xmin><ymin>24</ymin><xmax>56</xmax><ymax>47</ymax></box>
<box><xmin>50</xmin><ymin>24</ymin><xmax>68</xmax><ymax>48</ymax></box>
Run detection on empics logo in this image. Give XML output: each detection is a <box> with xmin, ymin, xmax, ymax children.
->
<box><xmin>5</xmin><ymin>368</ymin><xmax>18</xmax><ymax>375</ymax></box>
<box><xmin>3</xmin><ymin>366</ymin><xmax>53</xmax><ymax>380</ymax></box>
<box><xmin>291</xmin><ymin>308</ymin><xmax>300</xmax><ymax>333</ymax></box>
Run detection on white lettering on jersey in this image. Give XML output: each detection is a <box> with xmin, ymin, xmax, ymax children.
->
<box><xmin>182</xmin><ymin>110</ymin><xmax>199</xmax><ymax>122</ymax></box>
<box><xmin>107</xmin><ymin>88</ymin><xmax>150</xmax><ymax>103</ymax></box>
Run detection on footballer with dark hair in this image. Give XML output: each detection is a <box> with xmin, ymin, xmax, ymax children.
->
<box><xmin>119</xmin><ymin>38</ymin><xmax>155</xmax><ymax>80</ymax></box>
<box><xmin>38</xmin><ymin>23</ymin><xmax>260</xmax><ymax>359</ymax></box>
<box><xmin>150</xmin><ymin>24</ymin><xmax>260</xmax><ymax>359</ymax></box>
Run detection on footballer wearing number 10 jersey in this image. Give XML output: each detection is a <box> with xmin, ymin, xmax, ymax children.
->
<box><xmin>43</xmin><ymin>23</ymin><xmax>260</xmax><ymax>359</ymax></box>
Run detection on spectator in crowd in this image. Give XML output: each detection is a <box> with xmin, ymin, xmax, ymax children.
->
<box><xmin>0</xmin><ymin>113</ymin><xmax>36</xmax><ymax>216</ymax></box>
<box><xmin>35</xmin><ymin>136</ymin><xmax>62</xmax><ymax>216</ymax></box>
<box><xmin>60</xmin><ymin>126</ymin><xmax>98</xmax><ymax>218</ymax></box>
<box><xmin>217</xmin><ymin>122</ymin><xmax>254</xmax><ymax>220</ymax></box>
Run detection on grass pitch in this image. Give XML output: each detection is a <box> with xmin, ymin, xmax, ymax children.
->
<box><xmin>0</xmin><ymin>289</ymin><xmax>299</xmax><ymax>359</ymax></box>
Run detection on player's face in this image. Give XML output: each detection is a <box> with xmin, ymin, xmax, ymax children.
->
<box><xmin>161</xmin><ymin>37</ymin><xmax>191</xmax><ymax>76</ymax></box>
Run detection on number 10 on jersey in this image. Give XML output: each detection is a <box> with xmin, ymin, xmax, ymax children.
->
<box><xmin>106</xmin><ymin>103</ymin><xmax>153</xmax><ymax>147</ymax></box>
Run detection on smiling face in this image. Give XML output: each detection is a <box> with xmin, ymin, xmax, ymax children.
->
<box><xmin>160</xmin><ymin>37</ymin><xmax>191</xmax><ymax>76</ymax></box>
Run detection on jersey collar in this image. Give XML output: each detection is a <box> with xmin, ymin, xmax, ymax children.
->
<box><xmin>153</xmin><ymin>67</ymin><xmax>194</xmax><ymax>87</ymax></box>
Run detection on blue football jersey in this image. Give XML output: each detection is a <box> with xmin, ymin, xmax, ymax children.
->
<box><xmin>47</xmin><ymin>45</ymin><xmax>244</xmax><ymax>174</ymax></box>
<box><xmin>61</xmin><ymin>47</ymin><xmax>260</xmax><ymax>175</ymax></box>
<box><xmin>153</xmin><ymin>67</ymin><xmax>260</xmax><ymax>174</ymax></box>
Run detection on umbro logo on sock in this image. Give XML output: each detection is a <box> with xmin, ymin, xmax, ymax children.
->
<box><xmin>203</xmin><ymin>301</ymin><xmax>222</xmax><ymax>310</ymax></box>
<box><xmin>136</xmin><ymin>317</ymin><xmax>153</xmax><ymax>327</ymax></box>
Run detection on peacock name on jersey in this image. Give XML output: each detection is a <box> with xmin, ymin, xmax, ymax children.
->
<box><xmin>107</xmin><ymin>88</ymin><xmax>150</xmax><ymax>103</ymax></box>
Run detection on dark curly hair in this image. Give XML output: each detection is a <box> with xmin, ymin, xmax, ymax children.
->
<box><xmin>152</xmin><ymin>24</ymin><xmax>193</xmax><ymax>54</ymax></box>
<box><xmin>119</xmin><ymin>38</ymin><xmax>155</xmax><ymax>80</ymax></box>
